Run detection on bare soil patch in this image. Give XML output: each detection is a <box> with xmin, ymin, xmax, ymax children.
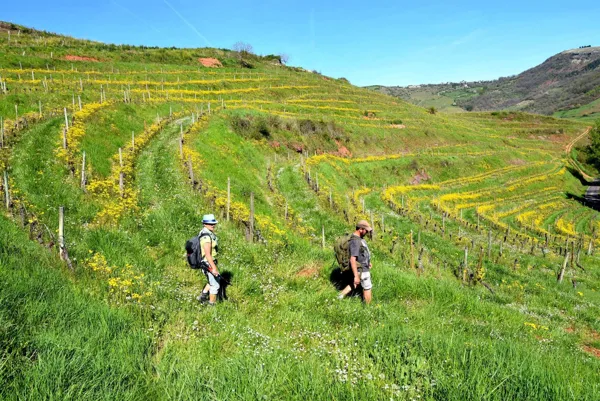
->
<box><xmin>390</xmin><ymin>124</ymin><xmax>406</xmax><ymax>129</ymax></box>
<box><xmin>587</xmin><ymin>329</ymin><xmax>600</xmax><ymax>341</ymax></box>
<box><xmin>582</xmin><ymin>345</ymin><xmax>600</xmax><ymax>358</ymax></box>
<box><xmin>296</xmin><ymin>263</ymin><xmax>321</xmax><ymax>278</ymax></box>
<box><xmin>198</xmin><ymin>58</ymin><xmax>222</xmax><ymax>68</ymax></box>
<box><xmin>509</xmin><ymin>159</ymin><xmax>527</xmax><ymax>165</ymax></box>
<box><xmin>335</xmin><ymin>140</ymin><xmax>352</xmax><ymax>157</ymax></box>
<box><xmin>64</xmin><ymin>55</ymin><xmax>100</xmax><ymax>62</ymax></box>
<box><xmin>410</xmin><ymin>170</ymin><xmax>431</xmax><ymax>185</ymax></box>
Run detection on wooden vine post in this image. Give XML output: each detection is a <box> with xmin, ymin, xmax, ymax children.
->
<box><xmin>557</xmin><ymin>251</ymin><xmax>570</xmax><ymax>283</ymax></box>
<box><xmin>58</xmin><ymin>206</ymin><xmax>73</xmax><ymax>270</ymax></box>
<box><xmin>409</xmin><ymin>230</ymin><xmax>415</xmax><ymax>270</ymax></box>
<box><xmin>188</xmin><ymin>156</ymin><xmax>195</xmax><ymax>189</ymax></box>
<box><xmin>63</xmin><ymin>107</ymin><xmax>69</xmax><ymax>132</ymax></box>
<box><xmin>58</xmin><ymin>206</ymin><xmax>65</xmax><ymax>256</ymax></box>
<box><xmin>226</xmin><ymin>177</ymin><xmax>231</xmax><ymax>222</ymax></box>
<box><xmin>248</xmin><ymin>192</ymin><xmax>255</xmax><ymax>242</ymax></box>
<box><xmin>81</xmin><ymin>151</ymin><xmax>86</xmax><ymax>191</ymax></box>
<box><xmin>442</xmin><ymin>213</ymin><xmax>446</xmax><ymax>237</ymax></box>
<box><xmin>463</xmin><ymin>247</ymin><xmax>468</xmax><ymax>283</ymax></box>
<box><xmin>3</xmin><ymin>171</ymin><xmax>10</xmax><ymax>209</ymax></box>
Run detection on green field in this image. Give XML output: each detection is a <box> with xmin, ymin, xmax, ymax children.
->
<box><xmin>1</xmin><ymin>25</ymin><xmax>600</xmax><ymax>400</ymax></box>
<box><xmin>554</xmin><ymin>98</ymin><xmax>600</xmax><ymax>122</ymax></box>
<box><xmin>367</xmin><ymin>84</ymin><xmax>483</xmax><ymax>113</ymax></box>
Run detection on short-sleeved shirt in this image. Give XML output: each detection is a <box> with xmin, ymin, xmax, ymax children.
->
<box><xmin>349</xmin><ymin>235</ymin><xmax>370</xmax><ymax>271</ymax></box>
<box><xmin>199</xmin><ymin>228</ymin><xmax>218</xmax><ymax>261</ymax></box>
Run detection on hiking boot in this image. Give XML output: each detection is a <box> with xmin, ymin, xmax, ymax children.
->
<box><xmin>197</xmin><ymin>292</ymin><xmax>209</xmax><ymax>303</ymax></box>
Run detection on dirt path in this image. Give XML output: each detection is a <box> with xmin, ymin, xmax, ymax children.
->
<box><xmin>566</xmin><ymin>127</ymin><xmax>594</xmax><ymax>181</ymax></box>
<box><xmin>565</xmin><ymin>127</ymin><xmax>591</xmax><ymax>154</ymax></box>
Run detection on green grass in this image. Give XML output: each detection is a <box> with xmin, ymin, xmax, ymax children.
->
<box><xmin>0</xmin><ymin>214</ymin><xmax>154</xmax><ymax>400</ymax></box>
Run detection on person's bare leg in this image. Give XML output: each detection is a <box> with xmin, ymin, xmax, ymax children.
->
<box><xmin>339</xmin><ymin>285</ymin><xmax>353</xmax><ymax>298</ymax></box>
<box><xmin>203</xmin><ymin>284</ymin><xmax>210</xmax><ymax>293</ymax></box>
<box><xmin>209</xmin><ymin>294</ymin><xmax>217</xmax><ymax>304</ymax></box>
<box><xmin>363</xmin><ymin>289</ymin><xmax>372</xmax><ymax>304</ymax></box>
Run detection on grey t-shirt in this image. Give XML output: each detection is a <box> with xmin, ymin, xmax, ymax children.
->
<box><xmin>349</xmin><ymin>235</ymin><xmax>371</xmax><ymax>271</ymax></box>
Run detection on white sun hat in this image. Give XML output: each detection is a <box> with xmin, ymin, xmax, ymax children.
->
<box><xmin>202</xmin><ymin>214</ymin><xmax>218</xmax><ymax>224</ymax></box>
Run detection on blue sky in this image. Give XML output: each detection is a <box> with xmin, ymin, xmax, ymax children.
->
<box><xmin>2</xmin><ymin>1</ymin><xmax>599</xmax><ymax>86</ymax></box>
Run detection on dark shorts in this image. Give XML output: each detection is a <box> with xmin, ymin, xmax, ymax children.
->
<box><xmin>341</xmin><ymin>269</ymin><xmax>355</xmax><ymax>286</ymax></box>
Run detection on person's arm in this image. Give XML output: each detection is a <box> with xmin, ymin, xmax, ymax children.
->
<box><xmin>349</xmin><ymin>238</ymin><xmax>361</xmax><ymax>286</ymax></box>
<box><xmin>350</xmin><ymin>256</ymin><xmax>360</xmax><ymax>287</ymax></box>
<box><xmin>202</xmin><ymin>241</ymin><xmax>219</xmax><ymax>276</ymax></box>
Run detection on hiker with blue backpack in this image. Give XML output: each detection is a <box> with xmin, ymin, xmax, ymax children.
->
<box><xmin>186</xmin><ymin>214</ymin><xmax>222</xmax><ymax>306</ymax></box>
<box><xmin>335</xmin><ymin>220</ymin><xmax>374</xmax><ymax>304</ymax></box>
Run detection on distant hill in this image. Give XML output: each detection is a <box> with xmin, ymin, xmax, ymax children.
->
<box><xmin>369</xmin><ymin>46</ymin><xmax>600</xmax><ymax>117</ymax></box>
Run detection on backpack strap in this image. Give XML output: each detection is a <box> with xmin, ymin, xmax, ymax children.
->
<box><xmin>198</xmin><ymin>230</ymin><xmax>214</xmax><ymax>261</ymax></box>
<box><xmin>349</xmin><ymin>235</ymin><xmax>367</xmax><ymax>272</ymax></box>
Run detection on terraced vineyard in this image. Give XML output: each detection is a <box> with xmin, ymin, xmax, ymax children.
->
<box><xmin>1</xmin><ymin>26</ymin><xmax>600</xmax><ymax>400</ymax></box>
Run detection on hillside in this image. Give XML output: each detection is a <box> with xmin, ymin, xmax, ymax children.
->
<box><xmin>370</xmin><ymin>46</ymin><xmax>600</xmax><ymax>117</ymax></box>
<box><xmin>366</xmin><ymin>81</ymin><xmax>490</xmax><ymax>113</ymax></box>
<box><xmin>1</xmin><ymin>23</ymin><xmax>600</xmax><ymax>400</ymax></box>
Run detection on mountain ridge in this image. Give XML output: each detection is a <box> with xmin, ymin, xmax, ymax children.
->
<box><xmin>369</xmin><ymin>46</ymin><xmax>600</xmax><ymax>117</ymax></box>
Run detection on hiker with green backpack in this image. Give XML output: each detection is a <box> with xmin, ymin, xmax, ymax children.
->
<box><xmin>335</xmin><ymin>220</ymin><xmax>374</xmax><ymax>304</ymax></box>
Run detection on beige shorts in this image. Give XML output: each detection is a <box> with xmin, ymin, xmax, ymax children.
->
<box><xmin>360</xmin><ymin>271</ymin><xmax>372</xmax><ymax>291</ymax></box>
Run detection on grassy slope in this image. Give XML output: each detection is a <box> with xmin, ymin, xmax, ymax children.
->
<box><xmin>1</xmin><ymin>26</ymin><xmax>599</xmax><ymax>400</ymax></box>
<box><xmin>0</xmin><ymin>214</ymin><xmax>155</xmax><ymax>400</ymax></box>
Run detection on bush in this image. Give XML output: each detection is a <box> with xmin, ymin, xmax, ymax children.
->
<box><xmin>229</xmin><ymin>114</ymin><xmax>280</xmax><ymax>140</ymax></box>
<box><xmin>255</xmin><ymin>117</ymin><xmax>271</xmax><ymax>139</ymax></box>
<box><xmin>298</xmin><ymin>119</ymin><xmax>317</xmax><ymax>136</ymax></box>
<box><xmin>230</xmin><ymin>114</ymin><xmax>253</xmax><ymax>135</ymax></box>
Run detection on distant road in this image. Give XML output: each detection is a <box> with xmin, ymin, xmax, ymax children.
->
<box><xmin>585</xmin><ymin>180</ymin><xmax>600</xmax><ymax>202</ymax></box>
<box><xmin>586</xmin><ymin>184</ymin><xmax>600</xmax><ymax>197</ymax></box>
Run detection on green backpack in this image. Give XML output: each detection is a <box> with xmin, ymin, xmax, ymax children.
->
<box><xmin>334</xmin><ymin>233</ymin><xmax>355</xmax><ymax>271</ymax></box>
